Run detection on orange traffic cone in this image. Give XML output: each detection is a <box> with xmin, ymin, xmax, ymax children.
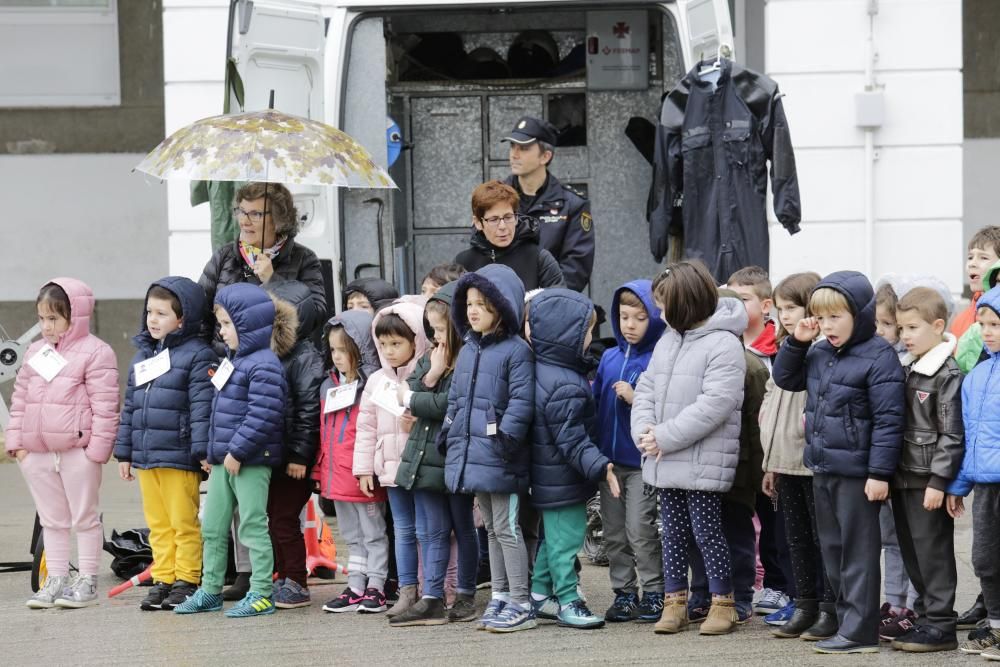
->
<box><xmin>304</xmin><ymin>497</ymin><xmax>347</xmax><ymax>577</ymax></box>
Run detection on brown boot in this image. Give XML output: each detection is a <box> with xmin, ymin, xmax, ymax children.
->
<box><xmin>654</xmin><ymin>592</ymin><xmax>689</xmax><ymax>634</ymax></box>
<box><xmin>386</xmin><ymin>584</ymin><xmax>418</xmax><ymax>618</ymax></box>
<box><xmin>700</xmin><ymin>594</ymin><xmax>738</xmax><ymax>635</ymax></box>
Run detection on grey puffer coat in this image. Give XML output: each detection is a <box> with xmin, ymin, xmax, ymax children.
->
<box><xmin>630</xmin><ymin>296</ymin><xmax>748</xmax><ymax>492</ymax></box>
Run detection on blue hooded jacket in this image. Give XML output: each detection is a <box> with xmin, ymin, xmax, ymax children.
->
<box><xmin>444</xmin><ymin>264</ymin><xmax>535</xmax><ymax>495</ymax></box>
<box><xmin>592</xmin><ymin>280</ymin><xmax>666</xmax><ymax>468</ymax></box>
<box><xmin>949</xmin><ymin>286</ymin><xmax>1000</xmax><ymax>496</ymax></box>
<box><xmin>209</xmin><ymin>283</ymin><xmax>287</xmax><ymax>466</ymax></box>
<box><xmin>529</xmin><ymin>289</ymin><xmax>611</xmax><ymax>509</ymax></box>
<box><xmin>772</xmin><ymin>271</ymin><xmax>905</xmax><ymax>479</ymax></box>
<box><xmin>114</xmin><ymin>277</ymin><xmax>217</xmax><ymax>471</ymax></box>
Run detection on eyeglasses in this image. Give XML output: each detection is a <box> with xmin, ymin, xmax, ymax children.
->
<box><xmin>480</xmin><ymin>213</ymin><xmax>517</xmax><ymax>228</ymax></box>
<box><xmin>233</xmin><ymin>207</ymin><xmax>270</xmax><ymax>223</ymax></box>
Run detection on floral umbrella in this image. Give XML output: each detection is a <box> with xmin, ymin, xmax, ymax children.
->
<box><xmin>135</xmin><ymin>108</ymin><xmax>395</xmax><ymax>189</ymax></box>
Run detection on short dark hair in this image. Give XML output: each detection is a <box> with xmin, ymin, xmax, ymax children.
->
<box><xmin>471</xmin><ymin>180</ymin><xmax>519</xmax><ymax>220</ymax></box>
<box><xmin>652</xmin><ymin>260</ymin><xmax>718</xmax><ymax>333</ymax></box>
<box><xmin>897</xmin><ymin>287</ymin><xmax>949</xmax><ymax>325</ymax></box>
<box><xmin>618</xmin><ymin>288</ymin><xmax>645</xmax><ymax>311</ymax></box>
<box><xmin>423</xmin><ymin>263</ymin><xmax>467</xmax><ymax>289</ymax></box>
<box><xmin>147</xmin><ymin>285</ymin><xmax>183</xmax><ymax>318</ymax></box>
<box><xmin>969</xmin><ymin>225</ymin><xmax>1000</xmax><ymax>256</ymax></box>
<box><xmin>727</xmin><ymin>266</ymin><xmax>772</xmax><ymax>301</ymax></box>
<box><xmin>374</xmin><ymin>312</ymin><xmax>415</xmax><ymax>342</ymax></box>
<box><xmin>236</xmin><ymin>182</ymin><xmax>300</xmax><ymax>238</ymax></box>
<box><xmin>36</xmin><ymin>282</ymin><xmax>71</xmax><ymax>321</ymax></box>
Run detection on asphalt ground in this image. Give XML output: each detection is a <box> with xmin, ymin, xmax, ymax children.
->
<box><xmin>0</xmin><ymin>461</ymin><xmax>985</xmax><ymax>666</ymax></box>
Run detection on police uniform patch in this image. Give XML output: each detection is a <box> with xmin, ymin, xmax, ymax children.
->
<box><xmin>581</xmin><ymin>212</ymin><xmax>592</xmax><ymax>232</ymax></box>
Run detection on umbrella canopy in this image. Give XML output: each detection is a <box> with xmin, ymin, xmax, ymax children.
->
<box><xmin>135</xmin><ymin>109</ymin><xmax>395</xmax><ymax>189</ymax></box>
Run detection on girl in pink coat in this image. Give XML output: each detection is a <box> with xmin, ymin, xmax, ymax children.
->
<box><xmin>7</xmin><ymin>278</ymin><xmax>119</xmax><ymax>609</ymax></box>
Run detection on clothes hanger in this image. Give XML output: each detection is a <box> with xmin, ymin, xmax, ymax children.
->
<box><xmin>699</xmin><ymin>44</ymin><xmax>732</xmax><ymax>77</ymax></box>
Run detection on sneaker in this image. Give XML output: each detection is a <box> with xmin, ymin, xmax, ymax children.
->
<box><xmin>272</xmin><ymin>577</ymin><xmax>285</xmax><ymax>599</ymax></box>
<box><xmin>878</xmin><ymin>601</ymin><xmax>895</xmax><ymax>623</ymax></box>
<box><xmin>357</xmin><ymin>587</ymin><xmax>387</xmax><ymax>613</ymax></box>
<box><xmin>970</xmin><ymin>624</ymin><xmax>993</xmax><ymax>641</ymax></box>
<box><xmin>557</xmin><ymin>599</ymin><xmax>605</xmax><ymax>629</ymax></box>
<box><xmin>764</xmin><ymin>600</ymin><xmax>796</xmax><ymax>626</ymax></box>
<box><xmin>273</xmin><ymin>579</ymin><xmax>311</xmax><ymax>609</ymax></box>
<box><xmin>531</xmin><ymin>595</ymin><xmax>560</xmax><ymax>621</ymax></box>
<box><xmin>890</xmin><ymin>624</ymin><xmax>958</xmax><ymax>653</ymax></box>
<box><xmin>985</xmin><ymin>644</ymin><xmax>1000</xmax><ymax>661</ymax></box>
<box><xmin>486</xmin><ymin>601</ymin><xmax>537</xmax><ymax>633</ymax></box>
<box><xmin>636</xmin><ymin>591</ymin><xmax>664</xmax><ymax>623</ymax></box>
<box><xmin>960</xmin><ymin>627</ymin><xmax>1000</xmax><ymax>654</ymax></box>
<box><xmin>322</xmin><ymin>586</ymin><xmax>363</xmax><ymax>613</ymax></box>
<box><xmin>173</xmin><ymin>588</ymin><xmax>224</xmax><ymax>614</ymax></box>
<box><xmin>478</xmin><ymin>598</ymin><xmax>506</xmax><ymax>630</ymax></box>
<box><xmin>161</xmin><ymin>581</ymin><xmax>197</xmax><ymax>610</ymax></box>
<box><xmin>754</xmin><ymin>588</ymin><xmax>789</xmax><ymax>615</ymax></box>
<box><xmin>222</xmin><ymin>572</ymin><xmax>250</xmax><ymax>601</ymax></box>
<box><xmin>26</xmin><ymin>575</ymin><xmax>68</xmax><ymax>609</ymax></box>
<box><xmin>54</xmin><ymin>574</ymin><xmax>98</xmax><ymax>609</ymax></box>
<box><xmin>224</xmin><ymin>591</ymin><xmax>276</xmax><ymax>617</ymax></box>
<box><xmin>604</xmin><ymin>590</ymin><xmax>639</xmax><ymax>622</ymax></box>
<box><xmin>688</xmin><ymin>603</ymin><xmax>710</xmax><ymax>623</ymax></box>
<box><xmin>448</xmin><ymin>594</ymin><xmax>477</xmax><ymax>622</ymax></box>
<box><xmin>140</xmin><ymin>581</ymin><xmax>171</xmax><ymax>611</ymax></box>
<box><xmin>389</xmin><ymin>596</ymin><xmax>448</xmax><ymax>626</ymax></box>
<box><xmin>878</xmin><ymin>608</ymin><xmax>916</xmax><ymax>641</ymax></box>
<box><xmin>735</xmin><ymin>601</ymin><xmax>753</xmax><ymax>625</ymax></box>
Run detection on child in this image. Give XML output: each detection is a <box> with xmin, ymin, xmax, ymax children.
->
<box><xmin>343</xmin><ymin>277</ymin><xmax>400</xmax><ymax>313</ymax></box>
<box><xmin>317</xmin><ymin>309</ymin><xmax>392</xmax><ymax>613</ymax></box>
<box><xmin>354</xmin><ymin>298</ymin><xmax>430</xmax><ymax>617</ymax></box>
<box><xmin>948</xmin><ymin>285</ymin><xmax>1000</xmax><ymax>658</ymax></box>
<box><xmin>956</xmin><ymin>263</ymin><xmax>1000</xmax><ymax>374</ymax></box>
<box><xmin>592</xmin><ymin>280</ymin><xmax>666</xmax><ymax>623</ymax></box>
<box><xmin>420</xmin><ymin>263</ymin><xmax>466</xmax><ymax>298</ymax></box>
<box><xmin>759</xmin><ymin>272</ymin><xmax>838</xmax><ymax>640</ymax></box>
<box><xmin>8</xmin><ymin>279</ymin><xmax>119</xmax><ymax>609</ymax></box>
<box><xmin>728</xmin><ymin>266</ymin><xmax>777</xmax><ymax>369</ymax></box>
<box><xmin>772</xmin><ymin>270</ymin><xmax>905</xmax><ymax>654</ymax></box>
<box><xmin>174</xmin><ymin>283</ymin><xmax>287</xmax><ymax>618</ymax></box>
<box><xmin>631</xmin><ymin>260</ymin><xmax>747</xmax><ymax>636</ymax></box>
<box><xmin>952</xmin><ymin>226</ymin><xmax>1000</xmax><ymax>343</ymax></box>
<box><xmin>391</xmin><ymin>281</ymin><xmax>479</xmax><ymax>626</ymax></box>
<box><xmin>264</xmin><ymin>281</ymin><xmax>325</xmax><ymax>608</ymax></box>
<box><xmin>885</xmin><ymin>287</ymin><xmax>963</xmax><ymax>653</ymax></box>
<box><xmin>114</xmin><ymin>277</ymin><xmax>216</xmax><ymax>611</ymax></box>
<box><xmin>442</xmin><ymin>264</ymin><xmax>535</xmax><ymax>632</ymax></box>
<box><xmin>526</xmin><ymin>288</ymin><xmax>620</xmax><ymax>629</ymax></box>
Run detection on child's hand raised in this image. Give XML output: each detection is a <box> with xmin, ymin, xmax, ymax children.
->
<box><xmin>426</xmin><ymin>343</ymin><xmax>448</xmax><ymax>386</ymax></box>
<box><xmin>224</xmin><ymin>453</ymin><xmax>241</xmax><ymax>476</ymax></box>
<box><xmin>605</xmin><ymin>464</ymin><xmax>621</xmax><ymax>498</ymax></box>
<box><xmin>864</xmin><ymin>478</ymin><xmax>888</xmax><ymax>502</ymax></box>
<box><xmin>946</xmin><ymin>494</ymin><xmax>965</xmax><ymax>518</ymax></box>
<box><xmin>793</xmin><ymin>317</ymin><xmax>821</xmax><ymax>343</ymax></box>
<box><xmin>118</xmin><ymin>461</ymin><xmax>134</xmax><ymax>482</ymax></box>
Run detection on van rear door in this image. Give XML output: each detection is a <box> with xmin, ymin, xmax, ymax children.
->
<box><xmin>677</xmin><ymin>0</ymin><xmax>735</xmax><ymax>64</ymax></box>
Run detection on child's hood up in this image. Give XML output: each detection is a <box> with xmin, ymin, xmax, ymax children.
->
<box><xmin>322</xmin><ymin>308</ymin><xmax>381</xmax><ymax>380</ymax></box>
<box><xmin>43</xmin><ymin>277</ymin><xmax>96</xmax><ymax>348</ymax></box>
<box><xmin>814</xmin><ymin>270</ymin><xmax>876</xmax><ymax>348</ymax></box>
<box><xmin>371</xmin><ymin>296</ymin><xmax>430</xmax><ymax>376</ymax></box>
<box><xmin>135</xmin><ymin>276</ymin><xmax>206</xmax><ymax>350</ymax></box>
<box><xmin>611</xmin><ymin>279</ymin><xmax>666</xmax><ymax>354</ymax></box>
<box><xmin>451</xmin><ymin>264</ymin><xmax>526</xmax><ymax>339</ymax></box>
<box><xmin>529</xmin><ymin>288</ymin><xmax>594</xmax><ymax>372</ymax></box>
<box><xmin>214</xmin><ymin>283</ymin><xmax>275</xmax><ymax>358</ymax></box>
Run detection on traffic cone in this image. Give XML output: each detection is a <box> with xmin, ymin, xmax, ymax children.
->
<box><xmin>304</xmin><ymin>497</ymin><xmax>347</xmax><ymax>577</ymax></box>
<box><xmin>108</xmin><ymin>563</ymin><xmax>153</xmax><ymax>597</ymax></box>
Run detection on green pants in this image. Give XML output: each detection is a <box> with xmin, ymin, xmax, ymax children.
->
<box><xmin>201</xmin><ymin>465</ymin><xmax>273</xmax><ymax>596</ymax></box>
<box><xmin>531</xmin><ymin>503</ymin><xmax>587</xmax><ymax>604</ymax></box>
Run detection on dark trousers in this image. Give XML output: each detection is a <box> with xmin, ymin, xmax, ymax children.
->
<box><xmin>891</xmin><ymin>486</ymin><xmax>957</xmax><ymax>633</ymax></box>
<box><xmin>972</xmin><ymin>484</ymin><xmax>1000</xmax><ymax>621</ymax></box>
<box><xmin>690</xmin><ymin>499</ymin><xmax>755</xmax><ymax>607</ymax></box>
<box><xmin>660</xmin><ymin>489</ymin><xmax>732</xmax><ymax>595</ymax></box>
<box><xmin>812</xmin><ymin>474</ymin><xmax>882</xmax><ymax>645</ymax></box>
<box><xmin>755</xmin><ymin>492</ymin><xmax>794</xmax><ymax>596</ymax></box>
<box><xmin>266</xmin><ymin>468</ymin><xmax>313</xmax><ymax>587</ymax></box>
<box><xmin>778</xmin><ymin>474</ymin><xmax>834</xmax><ymax>603</ymax></box>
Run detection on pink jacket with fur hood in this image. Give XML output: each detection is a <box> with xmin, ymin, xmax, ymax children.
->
<box><xmin>353</xmin><ymin>296</ymin><xmax>429</xmax><ymax>487</ymax></box>
<box><xmin>6</xmin><ymin>278</ymin><xmax>120</xmax><ymax>463</ymax></box>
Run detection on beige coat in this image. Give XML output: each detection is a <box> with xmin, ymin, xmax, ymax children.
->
<box><xmin>759</xmin><ymin>377</ymin><xmax>810</xmax><ymax>476</ymax></box>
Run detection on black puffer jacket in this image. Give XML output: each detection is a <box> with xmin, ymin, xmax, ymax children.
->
<box><xmin>199</xmin><ymin>240</ymin><xmax>327</xmax><ymax>350</ymax></box>
<box><xmin>266</xmin><ymin>280</ymin><xmax>325</xmax><ymax>468</ymax></box>
<box><xmin>454</xmin><ymin>216</ymin><xmax>565</xmax><ymax>291</ymax></box>
<box><xmin>342</xmin><ymin>277</ymin><xmax>399</xmax><ymax>312</ymax></box>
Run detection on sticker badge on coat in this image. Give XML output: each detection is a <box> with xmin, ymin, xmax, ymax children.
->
<box><xmin>27</xmin><ymin>344</ymin><xmax>68</xmax><ymax>382</ymax></box>
<box><xmin>211</xmin><ymin>358</ymin><xmax>235</xmax><ymax>390</ymax></box>
<box><xmin>325</xmin><ymin>382</ymin><xmax>358</xmax><ymax>413</ymax></box>
<box><xmin>916</xmin><ymin>390</ymin><xmax>930</xmax><ymax>404</ymax></box>
<box><xmin>134</xmin><ymin>348</ymin><xmax>171</xmax><ymax>386</ymax></box>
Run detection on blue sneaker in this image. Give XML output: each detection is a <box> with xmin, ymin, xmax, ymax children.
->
<box><xmin>531</xmin><ymin>595</ymin><xmax>560</xmax><ymax>621</ymax></box>
<box><xmin>274</xmin><ymin>579</ymin><xmax>311</xmax><ymax>609</ymax></box>
<box><xmin>605</xmin><ymin>590</ymin><xmax>639</xmax><ymax>622</ymax></box>
<box><xmin>478</xmin><ymin>598</ymin><xmax>506</xmax><ymax>630</ymax></box>
<box><xmin>173</xmin><ymin>588</ymin><xmax>223</xmax><ymax>614</ymax></box>
<box><xmin>764</xmin><ymin>600</ymin><xmax>796</xmax><ymax>626</ymax></box>
<box><xmin>557</xmin><ymin>599</ymin><xmax>606</xmax><ymax>629</ymax></box>
<box><xmin>225</xmin><ymin>591</ymin><xmax>276</xmax><ymax>618</ymax></box>
<box><xmin>636</xmin><ymin>592</ymin><xmax>664</xmax><ymax>623</ymax></box>
<box><xmin>486</xmin><ymin>601</ymin><xmax>537</xmax><ymax>633</ymax></box>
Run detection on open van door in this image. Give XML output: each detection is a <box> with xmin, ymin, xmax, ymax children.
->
<box><xmin>677</xmin><ymin>0</ymin><xmax>735</xmax><ymax>66</ymax></box>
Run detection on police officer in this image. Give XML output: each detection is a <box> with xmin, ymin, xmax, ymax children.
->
<box><xmin>502</xmin><ymin>116</ymin><xmax>594</xmax><ymax>292</ymax></box>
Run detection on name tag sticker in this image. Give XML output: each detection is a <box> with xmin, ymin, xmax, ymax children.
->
<box><xmin>134</xmin><ymin>348</ymin><xmax>171</xmax><ymax>386</ymax></box>
<box><xmin>212</xmin><ymin>358</ymin><xmax>235</xmax><ymax>390</ymax></box>
<box><xmin>371</xmin><ymin>378</ymin><xmax>405</xmax><ymax>417</ymax></box>
<box><xmin>27</xmin><ymin>344</ymin><xmax>68</xmax><ymax>382</ymax></box>
<box><xmin>325</xmin><ymin>382</ymin><xmax>358</xmax><ymax>413</ymax></box>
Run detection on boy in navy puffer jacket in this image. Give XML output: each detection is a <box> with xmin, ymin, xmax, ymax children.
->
<box><xmin>175</xmin><ymin>283</ymin><xmax>287</xmax><ymax>619</ymax></box>
<box><xmin>592</xmin><ymin>280</ymin><xmax>666</xmax><ymax>622</ymax></box>
<box><xmin>526</xmin><ymin>289</ymin><xmax>619</xmax><ymax>630</ymax></box>
<box><xmin>114</xmin><ymin>277</ymin><xmax>217</xmax><ymax>611</ymax></box>
<box><xmin>773</xmin><ymin>271</ymin><xmax>905</xmax><ymax>653</ymax></box>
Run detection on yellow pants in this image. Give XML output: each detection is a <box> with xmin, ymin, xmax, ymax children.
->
<box><xmin>137</xmin><ymin>468</ymin><xmax>202</xmax><ymax>585</ymax></box>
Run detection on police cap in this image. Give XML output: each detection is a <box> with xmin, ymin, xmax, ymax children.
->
<box><xmin>502</xmin><ymin>116</ymin><xmax>558</xmax><ymax>146</ymax></box>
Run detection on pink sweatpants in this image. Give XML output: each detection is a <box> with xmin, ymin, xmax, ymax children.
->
<box><xmin>19</xmin><ymin>448</ymin><xmax>103</xmax><ymax>576</ymax></box>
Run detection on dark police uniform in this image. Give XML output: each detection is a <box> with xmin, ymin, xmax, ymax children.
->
<box><xmin>503</xmin><ymin>116</ymin><xmax>595</xmax><ymax>292</ymax></box>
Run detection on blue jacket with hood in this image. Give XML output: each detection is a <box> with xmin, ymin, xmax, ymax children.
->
<box><xmin>592</xmin><ymin>280</ymin><xmax>666</xmax><ymax>468</ymax></box>
<box><xmin>949</xmin><ymin>286</ymin><xmax>1000</xmax><ymax>496</ymax></box>
<box><xmin>114</xmin><ymin>277</ymin><xmax>217</xmax><ymax>471</ymax></box>
<box><xmin>772</xmin><ymin>271</ymin><xmax>905</xmax><ymax>480</ymax></box>
<box><xmin>209</xmin><ymin>283</ymin><xmax>287</xmax><ymax>466</ymax></box>
<box><xmin>529</xmin><ymin>289</ymin><xmax>611</xmax><ymax>509</ymax></box>
<box><xmin>444</xmin><ymin>264</ymin><xmax>535</xmax><ymax>495</ymax></box>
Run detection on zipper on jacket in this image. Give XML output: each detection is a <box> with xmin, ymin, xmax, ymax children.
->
<box><xmin>972</xmin><ymin>356</ymin><xmax>998</xmax><ymax>478</ymax></box>
<box><xmin>459</xmin><ymin>342</ymin><xmax>483</xmax><ymax>492</ymax></box>
<box><xmin>490</xmin><ymin>249</ymin><xmax>496</xmax><ymax>262</ymax></box>
<box><xmin>611</xmin><ymin>345</ymin><xmax>631</xmax><ymax>463</ymax></box>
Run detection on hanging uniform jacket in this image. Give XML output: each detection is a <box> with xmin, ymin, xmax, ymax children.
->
<box><xmin>649</xmin><ymin>58</ymin><xmax>801</xmax><ymax>282</ymax></box>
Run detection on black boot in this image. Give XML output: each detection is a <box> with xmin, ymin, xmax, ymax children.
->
<box><xmin>957</xmin><ymin>593</ymin><xmax>987</xmax><ymax>630</ymax></box>
<box><xmin>801</xmin><ymin>602</ymin><xmax>838</xmax><ymax>641</ymax></box>
<box><xmin>772</xmin><ymin>599</ymin><xmax>818</xmax><ymax>638</ymax></box>
<box><xmin>222</xmin><ymin>572</ymin><xmax>250</xmax><ymax>601</ymax></box>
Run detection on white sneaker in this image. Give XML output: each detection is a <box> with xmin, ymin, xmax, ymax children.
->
<box><xmin>754</xmin><ymin>588</ymin><xmax>790</xmax><ymax>615</ymax></box>
<box><xmin>26</xmin><ymin>575</ymin><xmax>68</xmax><ymax>609</ymax></box>
<box><xmin>54</xmin><ymin>574</ymin><xmax>98</xmax><ymax>608</ymax></box>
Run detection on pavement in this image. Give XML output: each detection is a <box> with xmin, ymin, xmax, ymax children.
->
<box><xmin>0</xmin><ymin>461</ymin><xmax>985</xmax><ymax>666</ymax></box>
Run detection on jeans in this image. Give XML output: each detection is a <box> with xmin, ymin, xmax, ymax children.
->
<box><xmin>414</xmin><ymin>490</ymin><xmax>478</xmax><ymax>598</ymax></box>
<box><xmin>386</xmin><ymin>486</ymin><xmax>418</xmax><ymax>586</ymax></box>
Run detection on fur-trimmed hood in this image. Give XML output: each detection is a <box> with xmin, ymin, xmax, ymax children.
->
<box><xmin>268</xmin><ymin>295</ymin><xmax>299</xmax><ymax>359</ymax></box>
<box><xmin>452</xmin><ymin>264</ymin><xmax>526</xmax><ymax>340</ymax></box>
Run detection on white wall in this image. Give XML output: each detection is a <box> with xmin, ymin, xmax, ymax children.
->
<box><xmin>765</xmin><ymin>0</ymin><xmax>964</xmax><ymax>293</ymax></box>
<box><xmin>0</xmin><ymin>154</ymin><xmax>167</xmax><ymax>301</ymax></box>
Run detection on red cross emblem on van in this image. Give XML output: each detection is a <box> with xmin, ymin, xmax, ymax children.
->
<box><xmin>613</xmin><ymin>22</ymin><xmax>630</xmax><ymax>38</ymax></box>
